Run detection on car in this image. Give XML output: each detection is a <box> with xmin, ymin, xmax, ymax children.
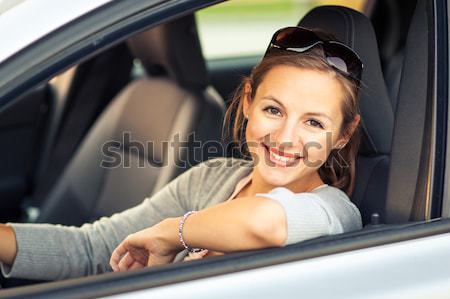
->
<box><xmin>0</xmin><ymin>0</ymin><xmax>449</xmax><ymax>298</ymax></box>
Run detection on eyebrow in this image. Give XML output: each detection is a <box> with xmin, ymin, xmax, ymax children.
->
<box><xmin>304</xmin><ymin>112</ymin><xmax>333</xmax><ymax>122</ymax></box>
<box><xmin>262</xmin><ymin>95</ymin><xmax>285</xmax><ymax>108</ymax></box>
<box><xmin>261</xmin><ymin>95</ymin><xmax>333</xmax><ymax>122</ymax></box>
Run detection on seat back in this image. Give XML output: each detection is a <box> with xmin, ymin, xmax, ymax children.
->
<box><xmin>385</xmin><ymin>0</ymin><xmax>431</xmax><ymax>223</ymax></box>
<box><xmin>36</xmin><ymin>15</ymin><xmax>225</xmax><ymax>225</ymax></box>
<box><xmin>299</xmin><ymin>6</ymin><xmax>394</xmax><ymax>225</ymax></box>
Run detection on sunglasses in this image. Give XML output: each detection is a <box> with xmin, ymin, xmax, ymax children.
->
<box><xmin>264</xmin><ymin>26</ymin><xmax>363</xmax><ymax>83</ymax></box>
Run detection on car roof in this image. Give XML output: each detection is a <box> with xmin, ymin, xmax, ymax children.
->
<box><xmin>0</xmin><ymin>0</ymin><xmax>113</xmax><ymax>63</ymax></box>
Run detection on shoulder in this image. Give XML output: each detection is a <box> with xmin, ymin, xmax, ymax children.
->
<box><xmin>187</xmin><ymin>157</ymin><xmax>253</xmax><ymax>180</ymax></box>
<box><xmin>312</xmin><ymin>185</ymin><xmax>362</xmax><ymax>232</ymax></box>
<box><xmin>199</xmin><ymin>157</ymin><xmax>253</xmax><ymax>170</ymax></box>
<box><xmin>312</xmin><ymin>185</ymin><xmax>355</xmax><ymax>209</ymax></box>
<box><xmin>258</xmin><ymin>185</ymin><xmax>362</xmax><ymax>234</ymax></box>
<box><xmin>174</xmin><ymin>157</ymin><xmax>251</xmax><ymax>180</ymax></box>
<box><xmin>175</xmin><ymin>157</ymin><xmax>253</xmax><ymax>208</ymax></box>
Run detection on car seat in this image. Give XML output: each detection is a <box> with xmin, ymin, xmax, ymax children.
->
<box><xmin>298</xmin><ymin>6</ymin><xmax>394</xmax><ymax>225</ymax></box>
<box><xmin>35</xmin><ymin>14</ymin><xmax>225</xmax><ymax>226</ymax></box>
<box><xmin>385</xmin><ymin>0</ymin><xmax>432</xmax><ymax>223</ymax></box>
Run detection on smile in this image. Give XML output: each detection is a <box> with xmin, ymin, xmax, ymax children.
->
<box><xmin>262</xmin><ymin>143</ymin><xmax>303</xmax><ymax>167</ymax></box>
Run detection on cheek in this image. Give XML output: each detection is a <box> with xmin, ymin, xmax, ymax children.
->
<box><xmin>245</xmin><ymin>113</ymin><xmax>277</xmax><ymax>141</ymax></box>
<box><xmin>302</xmin><ymin>131</ymin><xmax>333</xmax><ymax>163</ymax></box>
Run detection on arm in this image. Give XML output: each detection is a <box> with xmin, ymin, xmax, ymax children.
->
<box><xmin>0</xmin><ymin>224</ymin><xmax>17</xmax><ymax>266</ymax></box>
<box><xmin>0</xmin><ymin>166</ymin><xmax>195</xmax><ymax>281</ymax></box>
<box><xmin>0</xmin><ymin>159</ymin><xmax>233</xmax><ymax>280</ymax></box>
<box><xmin>112</xmin><ymin>184</ymin><xmax>363</xmax><ymax>271</ymax></box>
<box><xmin>171</xmin><ymin>195</ymin><xmax>287</xmax><ymax>252</ymax></box>
<box><xmin>110</xmin><ymin>196</ymin><xmax>287</xmax><ymax>271</ymax></box>
<box><xmin>169</xmin><ymin>186</ymin><xmax>362</xmax><ymax>255</ymax></box>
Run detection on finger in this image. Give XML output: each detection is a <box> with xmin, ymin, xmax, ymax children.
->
<box><xmin>122</xmin><ymin>233</ymin><xmax>148</xmax><ymax>249</ymax></box>
<box><xmin>118</xmin><ymin>252</ymin><xmax>136</xmax><ymax>272</ymax></box>
<box><xmin>128</xmin><ymin>247</ymin><xmax>149</xmax><ymax>266</ymax></box>
<box><xmin>186</xmin><ymin>250</ymin><xmax>208</xmax><ymax>261</ymax></box>
<box><xmin>129</xmin><ymin>260</ymin><xmax>146</xmax><ymax>271</ymax></box>
<box><xmin>110</xmin><ymin>243</ymin><xmax>128</xmax><ymax>272</ymax></box>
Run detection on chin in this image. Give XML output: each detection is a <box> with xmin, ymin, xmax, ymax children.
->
<box><xmin>249</xmin><ymin>142</ymin><xmax>301</xmax><ymax>187</ymax></box>
<box><xmin>255</xmin><ymin>160</ymin><xmax>302</xmax><ymax>187</ymax></box>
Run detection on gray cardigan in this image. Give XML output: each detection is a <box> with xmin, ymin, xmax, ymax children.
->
<box><xmin>1</xmin><ymin>158</ymin><xmax>361</xmax><ymax>281</ymax></box>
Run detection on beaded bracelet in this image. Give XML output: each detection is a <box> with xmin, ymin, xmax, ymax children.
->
<box><xmin>178</xmin><ymin>211</ymin><xmax>205</xmax><ymax>253</ymax></box>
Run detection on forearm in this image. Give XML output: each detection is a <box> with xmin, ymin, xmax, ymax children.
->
<box><xmin>2</xmin><ymin>215</ymin><xmax>156</xmax><ymax>280</ymax></box>
<box><xmin>0</xmin><ymin>224</ymin><xmax>17</xmax><ymax>266</ymax></box>
<box><xmin>161</xmin><ymin>196</ymin><xmax>287</xmax><ymax>254</ymax></box>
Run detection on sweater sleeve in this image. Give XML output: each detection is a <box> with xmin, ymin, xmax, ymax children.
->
<box><xmin>256</xmin><ymin>187</ymin><xmax>362</xmax><ymax>246</ymax></box>
<box><xmin>0</xmin><ymin>163</ymin><xmax>205</xmax><ymax>281</ymax></box>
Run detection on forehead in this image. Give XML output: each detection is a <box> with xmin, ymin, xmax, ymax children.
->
<box><xmin>255</xmin><ymin>65</ymin><xmax>344</xmax><ymax>116</ymax></box>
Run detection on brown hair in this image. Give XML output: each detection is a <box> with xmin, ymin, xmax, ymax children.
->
<box><xmin>223</xmin><ymin>44</ymin><xmax>361</xmax><ymax>197</ymax></box>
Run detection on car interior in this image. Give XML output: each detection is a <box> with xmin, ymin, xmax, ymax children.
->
<box><xmin>0</xmin><ymin>0</ymin><xmax>437</xmax><ymax>289</ymax></box>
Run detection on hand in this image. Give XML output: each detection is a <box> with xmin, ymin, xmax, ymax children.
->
<box><xmin>110</xmin><ymin>218</ymin><xmax>183</xmax><ymax>272</ymax></box>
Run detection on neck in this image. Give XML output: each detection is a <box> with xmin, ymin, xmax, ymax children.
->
<box><xmin>245</xmin><ymin>169</ymin><xmax>325</xmax><ymax>196</ymax></box>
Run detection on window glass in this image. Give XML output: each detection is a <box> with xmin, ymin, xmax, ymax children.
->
<box><xmin>196</xmin><ymin>0</ymin><xmax>368</xmax><ymax>60</ymax></box>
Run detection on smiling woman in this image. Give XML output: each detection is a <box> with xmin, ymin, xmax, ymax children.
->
<box><xmin>110</xmin><ymin>27</ymin><xmax>363</xmax><ymax>268</ymax></box>
<box><xmin>0</xmin><ymin>24</ymin><xmax>363</xmax><ymax>279</ymax></box>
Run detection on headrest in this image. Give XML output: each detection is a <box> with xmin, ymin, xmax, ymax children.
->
<box><xmin>126</xmin><ymin>14</ymin><xmax>209</xmax><ymax>90</ymax></box>
<box><xmin>299</xmin><ymin>6</ymin><xmax>393</xmax><ymax>155</ymax></box>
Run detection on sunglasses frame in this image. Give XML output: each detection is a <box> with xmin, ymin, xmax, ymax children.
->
<box><xmin>264</xmin><ymin>26</ymin><xmax>364</xmax><ymax>84</ymax></box>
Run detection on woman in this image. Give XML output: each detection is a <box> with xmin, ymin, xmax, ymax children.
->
<box><xmin>109</xmin><ymin>26</ymin><xmax>363</xmax><ymax>270</ymax></box>
<box><xmin>0</xmin><ymin>26</ymin><xmax>362</xmax><ymax>280</ymax></box>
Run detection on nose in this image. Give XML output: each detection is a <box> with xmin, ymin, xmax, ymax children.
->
<box><xmin>272</xmin><ymin>119</ymin><xmax>301</xmax><ymax>150</ymax></box>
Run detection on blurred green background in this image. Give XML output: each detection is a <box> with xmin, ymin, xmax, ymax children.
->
<box><xmin>196</xmin><ymin>0</ymin><xmax>366</xmax><ymax>59</ymax></box>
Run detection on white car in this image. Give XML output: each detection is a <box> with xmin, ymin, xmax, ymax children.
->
<box><xmin>0</xmin><ymin>0</ymin><xmax>449</xmax><ymax>298</ymax></box>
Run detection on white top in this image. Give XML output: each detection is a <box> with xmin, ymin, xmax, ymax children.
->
<box><xmin>184</xmin><ymin>171</ymin><xmax>361</xmax><ymax>261</ymax></box>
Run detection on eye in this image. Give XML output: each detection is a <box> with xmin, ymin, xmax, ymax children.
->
<box><xmin>306</xmin><ymin>119</ymin><xmax>324</xmax><ymax>129</ymax></box>
<box><xmin>263</xmin><ymin>106</ymin><xmax>282</xmax><ymax>117</ymax></box>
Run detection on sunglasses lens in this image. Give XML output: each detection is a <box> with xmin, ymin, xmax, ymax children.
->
<box><xmin>324</xmin><ymin>42</ymin><xmax>363</xmax><ymax>80</ymax></box>
<box><xmin>326</xmin><ymin>56</ymin><xmax>348</xmax><ymax>73</ymax></box>
<box><xmin>274</xmin><ymin>27</ymin><xmax>318</xmax><ymax>49</ymax></box>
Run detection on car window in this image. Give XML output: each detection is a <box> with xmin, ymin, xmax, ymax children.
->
<box><xmin>196</xmin><ymin>0</ymin><xmax>368</xmax><ymax>60</ymax></box>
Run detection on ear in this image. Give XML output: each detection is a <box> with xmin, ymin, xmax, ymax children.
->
<box><xmin>242</xmin><ymin>82</ymin><xmax>252</xmax><ymax>119</ymax></box>
<box><xmin>334</xmin><ymin>114</ymin><xmax>361</xmax><ymax>149</ymax></box>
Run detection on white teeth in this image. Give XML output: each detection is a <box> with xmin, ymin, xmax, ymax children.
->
<box><xmin>270</xmin><ymin>151</ymin><xmax>296</xmax><ymax>163</ymax></box>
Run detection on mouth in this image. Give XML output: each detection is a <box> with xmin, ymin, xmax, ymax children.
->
<box><xmin>262</xmin><ymin>143</ymin><xmax>303</xmax><ymax>167</ymax></box>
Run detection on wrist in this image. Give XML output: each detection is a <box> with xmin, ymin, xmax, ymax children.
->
<box><xmin>178</xmin><ymin>211</ymin><xmax>205</xmax><ymax>253</ymax></box>
<box><xmin>155</xmin><ymin>217</ymin><xmax>185</xmax><ymax>254</ymax></box>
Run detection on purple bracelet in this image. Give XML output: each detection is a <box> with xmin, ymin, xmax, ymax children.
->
<box><xmin>179</xmin><ymin>211</ymin><xmax>205</xmax><ymax>253</ymax></box>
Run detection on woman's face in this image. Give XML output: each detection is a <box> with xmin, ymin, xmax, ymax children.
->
<box><xmin>243</xmin><ymin>65</ymin><xmax>357</xmax><ymax>190</ymax></box>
